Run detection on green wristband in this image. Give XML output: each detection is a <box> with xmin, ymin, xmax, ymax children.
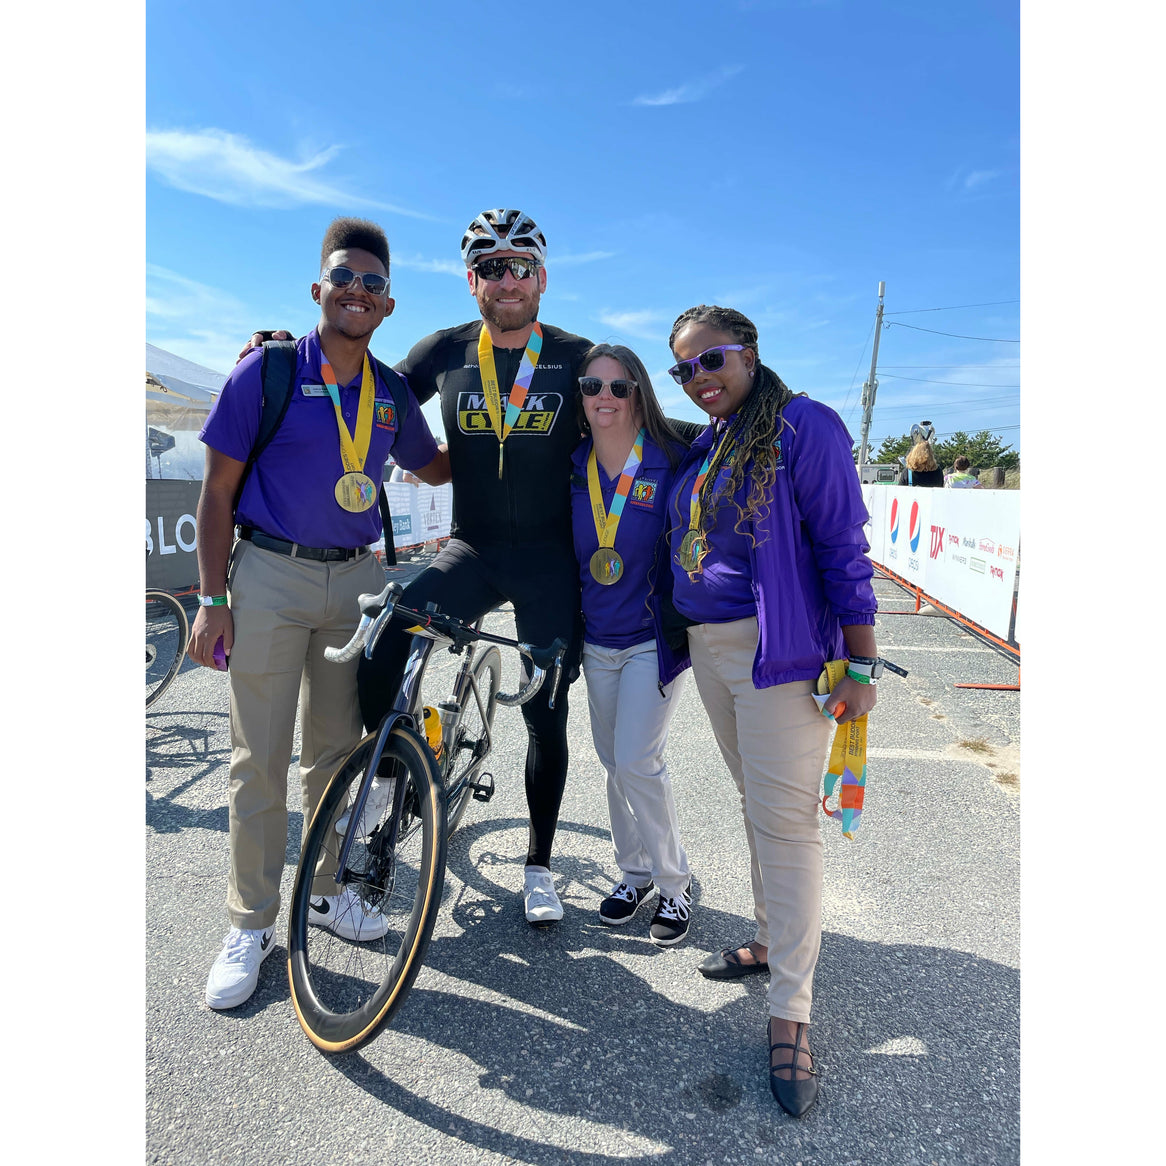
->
<box><xmin>846</xmin><ymin>668</ymin><xmax>872</xmax><ymax>685</ymax></box>
<box><xmin>198</xmin><ymin>594</ymin><xmax>229</xmax><ymax>607</ymax></box>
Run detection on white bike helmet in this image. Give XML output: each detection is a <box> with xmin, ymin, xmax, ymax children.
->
<box><xmin>460</xmin><ymin>208</ymin><xmax>547</xmax><ymax>267</ymax></box>
<box><xmin>911</xmin><ymin>420</ymin><xmax>936</xmax><ymax>444</ymax></box>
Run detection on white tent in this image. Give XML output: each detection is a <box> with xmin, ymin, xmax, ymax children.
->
<box><xmin>146</xmin><ymin>343</ymin><xmax>227</xmax><ymax>479</ymax></box>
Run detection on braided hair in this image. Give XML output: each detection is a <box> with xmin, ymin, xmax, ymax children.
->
<box><xmin>668</xmin><ymin>305</ymin><xmax>801</xmax><ymax>560</ymax></box>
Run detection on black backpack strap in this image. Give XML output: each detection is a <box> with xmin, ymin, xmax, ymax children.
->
<box><xmin>232</xmin><ymin>340</ymin><xmax>298</xmax><ymax>514</ymax></box>
<box><xmin>372</xmin><ymin>356</ymin><xmax>411</xmax><ymax>568</ymax></box>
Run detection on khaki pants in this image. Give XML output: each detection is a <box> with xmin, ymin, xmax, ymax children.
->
<box><xmin>224</xmin><ymin>540</ymin><xmax>384</xmax><ymax>929</ymax></box>
<box><xmin>687</xmin><ymin>618</ymin><xmax>832</xmax><ymax>1024</ymax></box>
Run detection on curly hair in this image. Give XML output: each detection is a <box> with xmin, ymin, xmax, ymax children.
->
<box><xmin>320</xmin><ymin>216</ymin><xmax>390</xmax><ymax>275</ymax></box>
<box><xmin>905</xmin><ymin>440</ymin><xmax>938</xmax><ymax>472</ymax></box>
<box><xmin>668</xmin><ymin>305</ymin><xmax>800</xmax><ymax>561</ymax></box>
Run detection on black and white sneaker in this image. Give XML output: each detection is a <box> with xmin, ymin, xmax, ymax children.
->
<box><xmin>649</xmin><ymin>883</ymin><xmax>692</xmax><ymax>947</ymax></box>
<box><xmin>599</xmin><ymin>880</ymin><xmax>655</xmax><ymax>925</ymax></box>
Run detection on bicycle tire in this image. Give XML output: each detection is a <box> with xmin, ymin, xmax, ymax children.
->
<box><xmin>146</xmin><ymin>590</ymin><xmax>189</xmax><ymax>707</ymax></box>
<box><xmin>288</xmin><ymin>725</ymin><xmax>446</xmax><ymax>1053</ymax></box>
<box><xmin>444</xmin><ymin>646</ymin><xmax>501</xmax><ymax>837</ymax></box>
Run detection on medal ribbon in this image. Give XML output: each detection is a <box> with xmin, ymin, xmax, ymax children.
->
<box><xmin>586</xmin><ymin>429</ymin><xmax>644</xmax><ymax>551</ymax></box>
<box><xmin>319</xmin><ymin>353</ymin><xmax>375</xmax><ymax>473</ymax></box>
<box><xmin>477</xmin><ymin>323</ymin><xmax>543</xmax><ymax>476</ymax></box>
<box><xmin>815</xmin><ymin>659</ymin><xmax>869</xmax><ymax>840</ymax></box>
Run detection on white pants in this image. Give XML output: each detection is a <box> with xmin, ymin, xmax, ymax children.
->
<box><xmin>687</xmin><ymin>617</ymin><xmax>833</xmax><ymax>1024</ymax></box>
<box><xmin>582</xmin><ymin>640</ymin><xmax>690</xmax><ymax>899</ymax></box>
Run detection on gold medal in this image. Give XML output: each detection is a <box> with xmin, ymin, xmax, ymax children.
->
<box><xmin>678</xmin><ymin>529</ymin><xmax>708</xmax><ymax>573</ymax></box>
<box><xmin>589</xmin><ymin>547</ymin><xmax>624</xmax><ymax>585</ymax></box>
<box><xmin>334</xmin><ymin>471</ymin><xmax>377</xmax><ymax>513</ymax></box>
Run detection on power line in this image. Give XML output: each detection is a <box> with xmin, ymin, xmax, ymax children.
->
<box><xmin>884</xmin><ymin>299</ymin><xmax>1019</xmax><ymax>316</ymax></box>
<box><xmin>880</xmin><ymin>373</ymin><xmax>1020</xmax><ymax>387</ymax></box>
<box><xmin>884</xmin><ymin>321</ymin><xmax>1019</xmax><ymax>343</ymax></box>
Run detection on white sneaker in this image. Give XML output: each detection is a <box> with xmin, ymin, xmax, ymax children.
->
<box><xmin>205</xmin><ymin>926</ymin><xmax>275</xmax><ymax>1010</ymax></box>
<box><xmin>523</xmin><ymin>866</ymin><xmax>563</xmax><ymax>924</ymax></box>
<box><xmin>309</xmin><ymin>885</ymin><xmax>392</xmax><ymax>942</ymax></box>
<box><xmin>335</xmin><ymin>775</ymin><xmax>396</xmax><ymax>839</ymax></box>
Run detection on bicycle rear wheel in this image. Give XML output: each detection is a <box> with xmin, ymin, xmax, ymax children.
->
<box><xmin>146</xmin><ymin>590</ymin><xmax>189</xmax><ymax>707</ymax></box>
<box><xmin>444</xmin><ymin>646</ymin><xmax>501</xmax><ymax>837</ymax></box>
<box><xmin>288</xmin><ymin>725</ymin><xmax>446</xmax><ymax>1053</ymax></box>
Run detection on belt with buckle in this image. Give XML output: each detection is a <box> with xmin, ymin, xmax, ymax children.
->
<box><xmin>237</xmin><ymin>526</ymin><xmax>369</xmax><ymax>562</ymax></box>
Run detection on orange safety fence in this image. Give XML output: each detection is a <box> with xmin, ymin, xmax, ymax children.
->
<box><xmin>870</xmin><ymin>560</ymin><xmax>1020</xmax><ymax>690</ymax></box>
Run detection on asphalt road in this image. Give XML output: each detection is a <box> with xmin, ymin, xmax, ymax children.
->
<box><xmin>146</xmin><ymin>550</ymin><xmax>1020</xmax><ymax>1165</ymax></box>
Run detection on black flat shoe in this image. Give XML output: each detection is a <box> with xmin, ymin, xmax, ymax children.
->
<box><xmin>768</xmin><ymin>1019</ymin><xmax>820</xmax><ymax>1118</ymax></box>
<box><xmin>697</xmin><ymin>945</ymin><xmax>770</xmax><ymax>981</ymax></box>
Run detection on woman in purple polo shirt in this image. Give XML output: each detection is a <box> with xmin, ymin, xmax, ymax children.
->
<box><xmin>658</xmin><ymin>305</ymin><xmax>879</xmax><ymax>1117</ymax></box>
<box><xmin>568</xmin><ymin>344</ymin><xmax>695</xmax><ymax>946</ymax></box>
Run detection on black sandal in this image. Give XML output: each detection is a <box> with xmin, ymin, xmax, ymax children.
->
<box><xmin>768</xmin><ymin>1019</ymin><xmax>820</xmax><ymax>1117</ymax></box>
<box><xmin>696</xmin><ymin>945</ymin><xmax>770</xmax><ymax>981</ymax></box>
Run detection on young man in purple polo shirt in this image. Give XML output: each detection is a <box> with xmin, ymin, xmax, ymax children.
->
<box><xmin>189</xmin><ymin>217</ymin><xmax>448</xmax><ymax>1011</ymax></box>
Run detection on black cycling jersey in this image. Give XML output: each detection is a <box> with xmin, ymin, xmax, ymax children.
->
<box><xmin>395</xmin><ymin>321</ymin><xmax>593</xmax><ymax>547</ymax></box>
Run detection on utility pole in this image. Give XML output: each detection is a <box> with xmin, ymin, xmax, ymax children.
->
<box><xmin>857</xmin><ymin>281</ymin><xmax>885</xmax><ymax>469</ymax></box>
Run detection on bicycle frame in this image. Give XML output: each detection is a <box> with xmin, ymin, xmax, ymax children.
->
<box><xmin>333</xmin><ymin>616</ymin><xmax>489</xmax><ymax>882</ymax></box>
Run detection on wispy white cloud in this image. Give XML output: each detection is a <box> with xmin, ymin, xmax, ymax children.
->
<box><xmin>554</xmin><ymin>250</ymin><xmax>617</xmax><ymax>266</ymax></box>
<box><xmin>963</xmin><ymin>169</ymin><xmax>1000</xmax><ymax>190</ymax></box>
<box><xmin>146</xmin><ymin>128</ymin><xmax>434</xmax><ymax>218</ymax></box>
<box><xmin>633</xmin><ymin>65</ymin><xmax>744</xmax><ymax>107</ymax></box>
<box><xmin>595</xmin><ymin>309</ymin><xmax>669</xmax><ymax>341</ymax></box>
<box><xmin>393</xmin><ymin>253</ymin><xmax>466</xmax><ymax>276</ymax></box>
<box><xmin>146</xmin><ymin>264</ymin><xmax>299</xmax><ymax>375</ymax></box>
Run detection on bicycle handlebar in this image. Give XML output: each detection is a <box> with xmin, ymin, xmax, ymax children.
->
<box><xmin>323</xmin><ymin>583</ymin><xmax>567</xmax><ymax>710</ymax></box>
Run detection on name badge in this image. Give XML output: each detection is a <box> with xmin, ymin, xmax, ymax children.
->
<box><xmin>300</xmin><ymin>383</ymin><xmax>328</xmax><ymax>397</ymax></box>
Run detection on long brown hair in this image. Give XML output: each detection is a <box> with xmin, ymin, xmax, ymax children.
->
<box><xmin>668</xmin><ymin>305</ymin><xmax>800</xmax><ymax>551</ymax></box>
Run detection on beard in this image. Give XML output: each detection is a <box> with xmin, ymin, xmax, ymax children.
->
<box><xmin>476</xmin><ymin>287</ymin><xmax>541</xmax><ymax>335</ymax></box>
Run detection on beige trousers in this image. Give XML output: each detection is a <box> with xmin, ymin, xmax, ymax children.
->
<box><xmin>224</xmin><ymin>540</ymin><xmax>384</xmax><ymax>929</ymax></box>
<box><xmin>687</xmin><ymin>617</ymin><xmax>832</xmax><ymax>1024</ymax></box>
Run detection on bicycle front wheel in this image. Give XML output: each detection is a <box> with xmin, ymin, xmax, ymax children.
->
<box><xmin>444</xmin><ymin>646</ymin><xmax>501</xmax><ymax>836</ymax></box>
<box><xmin>288</xmin><ymin>725</ymin><xmax>447</xmax><ymax>1053</ymax></box>
<box><xmin>146</xmin><ymin>590</ymin><xmax>189</xmax><ymax>707</ymax></box>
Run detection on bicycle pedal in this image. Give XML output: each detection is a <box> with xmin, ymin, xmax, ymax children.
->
<box><xmin>471</xmin><ymin>772</ymin><xmax>495</xmax><ymax>802</ymax></box>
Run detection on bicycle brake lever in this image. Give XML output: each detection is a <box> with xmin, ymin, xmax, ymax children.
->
<box><xmin>542</xmin><ymin>638</ymin><xmax>567</xmax><ymax>711</ymax></box>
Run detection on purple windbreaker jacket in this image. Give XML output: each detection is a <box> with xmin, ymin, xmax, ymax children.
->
<box><xmin>653</xmin><ymin>395</ymin><xmax>876</xmax><ymax>688</ymax></box>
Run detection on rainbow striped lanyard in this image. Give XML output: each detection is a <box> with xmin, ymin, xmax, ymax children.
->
<box><xmin>318</xmin><ymin>353</ymin><xmax>375</xmax><ymax>474</ymax></box>
<box><xmin>587</xmin><ymin>428</ymin><xmax>645</xmax><ymax>551</ymax></box>
<box><xmin>477</xmin><ymin>323</ymin><xmax>543</xmax><ymax>478</ymax></box>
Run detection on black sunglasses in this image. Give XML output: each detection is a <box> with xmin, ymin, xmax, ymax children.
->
<box><xmin>472</xmin><ymin>256</ymin><xmax>541</xmax><ymax>282</ymax></box>
<box><xmin>579</xmin><ymin>377</ymin><xmax>636</xmax><ymax>398</ymax></box>
<box><xmin>667</xmin><ymin>344</ymin><xmax>746</xmax><ymax>385</ymax></box>
<box><xmin>323</xmin><ymin>266</ymin><xmax>391</xmax><ymax>296</ymax></box>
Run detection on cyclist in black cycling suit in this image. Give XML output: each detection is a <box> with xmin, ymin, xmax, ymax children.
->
<box><xmin>358</xmin><ymin>209</ymin><xmax>592</xmax><ymax>925</ymax></box>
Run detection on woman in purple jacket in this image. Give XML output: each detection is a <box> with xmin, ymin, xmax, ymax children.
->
<box><xmin>659</xmin><ymin>305</ymin><xmax>879</xmax><ymax>1117</ymax></box>
<box><xmin>569</xmin><ymin>344</ymin><xmax>695</xmax><ymax>946</ymax></box>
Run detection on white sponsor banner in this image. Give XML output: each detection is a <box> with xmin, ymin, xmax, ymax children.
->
<box><xmin>379</xmin><ymin>481</ymin><xmax>453</xmax><ymax>551</ymax></box>
<box><xmin>862</xmin><ymin>486</ymin><xmax>1020</xmax><ymax>640</ymax></box>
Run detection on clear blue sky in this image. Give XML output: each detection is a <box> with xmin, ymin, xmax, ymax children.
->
<box><xmin>146</xmin><ymin>0</ymin><xmax>1019</xmax><ymax>457</ymax></box>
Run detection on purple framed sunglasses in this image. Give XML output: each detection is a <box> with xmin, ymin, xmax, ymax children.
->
<box><xmin>667</xmin><ymin>344</ymin><xmax>746</xmax><ymax>385</ymax></box>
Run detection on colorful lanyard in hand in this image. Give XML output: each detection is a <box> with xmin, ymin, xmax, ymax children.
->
<box><xmin>585</xmin><ymin>429</ymin><xmax>644</xmax><ymax>585</ymax></box>
<box><xmin>477</xmin><ymin>323</ymin><xmax>543</xmax><ymax>479</ymax></box>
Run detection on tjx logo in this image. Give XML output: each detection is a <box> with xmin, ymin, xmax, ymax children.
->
<box><xmin>929</xmin><ymin>524</ymin><xmax>945</xmax><ymax>559</ymax></box>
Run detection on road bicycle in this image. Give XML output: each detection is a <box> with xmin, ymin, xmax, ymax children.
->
<box><xmin>146</xmin><ymin>589</ymin><xmax>190</xmax><ymax>707</ymax></box>
<box><xmin>287</xmin><ymin>582</ymin><xmax>565</xmax><ymax>1054</ymax></box>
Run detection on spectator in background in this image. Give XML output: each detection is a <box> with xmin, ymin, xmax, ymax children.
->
<box><xmin>899</xmin><ymin>436</ymin><xmax>944</xmax><ymax>488</ymax></box>
<box><xmin>944</xmin><ymin>455</ymin><xmax>981</xmax><ymax>488</ymax></box>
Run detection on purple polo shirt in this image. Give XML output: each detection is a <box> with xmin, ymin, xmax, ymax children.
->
<box><xmin>200</xmin><ymin>329</ymin><xmax>438</xmax><ymax>548</ymax></box>
<box><xmin>570</xmin><ymin>434</ymin><xmax>677</xmax><ymax>649</ymax></box>
<box><xmin>669</xmin><ymin>422</ymin><xmax>757</xmax><ymax>624</ymax></box>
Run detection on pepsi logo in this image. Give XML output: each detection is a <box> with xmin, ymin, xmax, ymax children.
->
<box><xmin>908</xmin><ymin>501</ymin><xmax>922</xmax><ymax>552</ymax></box>
<box><xmin>889</xmin><ymin>498</ymin><xmax>900</xmax><ymax>544</ymax></box>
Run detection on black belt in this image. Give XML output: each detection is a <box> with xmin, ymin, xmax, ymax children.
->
<box><xmin>237</xmin><ymin>527</ymin><xmax>370</xmax><ymax>562</ymax></box>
